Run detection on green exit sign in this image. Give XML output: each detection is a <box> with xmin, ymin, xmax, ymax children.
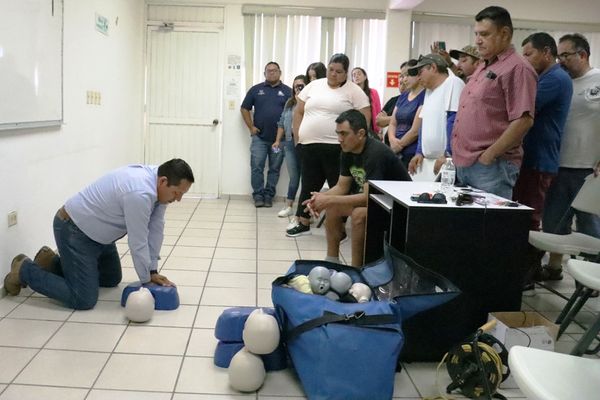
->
<box><xmin>95</xmin><ymin>13</ymin><xmax>109</xmax><ymax>35</ymax></box>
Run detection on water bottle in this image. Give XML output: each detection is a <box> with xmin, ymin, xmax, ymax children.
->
<box><xmin>440</xmin><ymin>157</ymin><xmax>456</xmax><ymax>192</ymax></box>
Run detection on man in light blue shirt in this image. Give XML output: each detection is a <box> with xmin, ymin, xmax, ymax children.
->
<box><xmin>4</xmin><ymin>159</ymin><xmax>194</xmax><ymax>310</ymax></box>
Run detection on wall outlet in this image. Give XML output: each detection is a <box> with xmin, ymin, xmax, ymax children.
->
<box><xmin>7</xmin><ymin>211</ymin><xmax>17</xmax><ymax>227</ymax></box>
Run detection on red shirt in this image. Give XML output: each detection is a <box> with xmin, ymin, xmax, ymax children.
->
<box><xmin>451</xmin><ymin>46</ymin><xmax>537</xmax><ymax>167</ymax></box>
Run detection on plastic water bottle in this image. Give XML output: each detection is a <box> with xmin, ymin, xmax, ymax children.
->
<box><xmin>440</xmin><ymin>157</ymin><xmax>456</xmax><ymax>192</ymax></box>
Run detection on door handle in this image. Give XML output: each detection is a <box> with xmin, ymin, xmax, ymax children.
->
<box><xmin>212</xmin><ymin>119</ymin><xmax>219</xmax><ymax>126</ymax></box>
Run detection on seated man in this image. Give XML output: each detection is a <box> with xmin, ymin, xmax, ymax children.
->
<box><xmin>304</xmin><ymin>109</ymin><xmax>411</xmax><ymax>267</ymax></box>
<box><xmin>4</xmin><ymin>159</ymin><xmax>194</xmax><ymax>310</ymax></box>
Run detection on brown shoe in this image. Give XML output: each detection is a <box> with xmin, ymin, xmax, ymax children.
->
<box><xmin>4</xmin><ymin>254</ymin><xmax>30</xmax><ymax>296</ymax></box>
<box><xmin>33</xmin><ymin>246</ymin><xmax>56</xmax><ymax>270</ymax></box>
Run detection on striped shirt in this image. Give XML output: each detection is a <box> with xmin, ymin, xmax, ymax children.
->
<box><xmin>451</xmin><ymin>46</ymin><xmax>537</xmax><ymax>167</ymax></box>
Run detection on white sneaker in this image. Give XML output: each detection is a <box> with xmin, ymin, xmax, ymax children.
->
<box><xmin>278</xmin><ymin>206</ymin><xmax>293</xmax><ymax>218</ymax></box>
<box><xmin>286</xmin><ymin>216</ymin><xmax>298</xmax><ymax>230</ymax></box>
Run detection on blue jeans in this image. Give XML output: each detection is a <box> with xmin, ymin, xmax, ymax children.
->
<box><xmin>250</xmin><ymin>136</ymin><xmax>284</xmax><ymax>201</ymax></box>
<box><xmin>20</xmin><ymin>212</ymin><xmax>122</xmax><ymax>309</ymax></box>
<box><xmin>542</xmin><ymin>168</ymin><xmax>600</xmax><ymax>236</ymax></box>
<box><xmin>282</xmin><ymin>140</ymin><xmax>301</xmax><ymax>201</ymax></box>
<box><xmin>457</xmin><ymin>159</ymin><xmax>520</xmax><ymax>199</ymax></box>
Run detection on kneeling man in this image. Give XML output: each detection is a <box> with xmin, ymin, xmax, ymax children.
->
<box><xmin>4</xmin><ymin>159</ymin><xmax>194</xmax><ymax>310</ymax></box>
<box><xmin>304</xmin><ymin>110</ymin><xmax>411</xmax><ymax>267</ymax></box>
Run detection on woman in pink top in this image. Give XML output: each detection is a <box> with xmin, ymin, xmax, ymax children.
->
<box><xmin>352</xmin><ymin>67</ymin><xmax>382</xmax><ymax>138</ymax></box>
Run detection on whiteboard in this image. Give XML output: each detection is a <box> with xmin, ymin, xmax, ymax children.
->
<box><xmin>0</xmin><ymin>0</ymin><xmax>63</xmax><ymax>131</ymax></box>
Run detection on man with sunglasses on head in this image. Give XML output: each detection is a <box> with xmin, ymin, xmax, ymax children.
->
<box><xmin>451</xmin><ymin>6</ymin><xmax>537</xmax><ymax>199</ymax></box>
<box><xmin>241</xmin><ymin>62</ymin><xmax>292</xmax><ymax>208</ymax></box>
<box><xmin>406</xmin><ymin>54</ymin><xmax>464</xmax><ymax>180</ymax></box>
<box><xmin>537</xmin><ymin>33</ymin><xmax>600</xmax><ymax>282</ymax></box>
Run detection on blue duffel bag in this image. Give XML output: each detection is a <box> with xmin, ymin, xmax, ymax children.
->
<box><xmin>272</xmin><ymin>243</ymin><xmax>460</xmax><ymax>400</ymax></box>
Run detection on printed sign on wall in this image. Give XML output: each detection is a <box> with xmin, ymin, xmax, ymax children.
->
<box><xmin>386</xmin><ymin>72</ymin><xmax>400</xmax><ymax>88</ymax></box>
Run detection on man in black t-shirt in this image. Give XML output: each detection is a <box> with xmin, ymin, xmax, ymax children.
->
<box><xmin>303</xmin><ymin>110</ymin><xmax>411</xmax><ymax>267</ymax></box>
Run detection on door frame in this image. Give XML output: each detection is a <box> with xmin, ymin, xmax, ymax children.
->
<box><xmin>143</xmin><ymin>23</ymin><xmax>224</xmax><ymax>198</ymax></box>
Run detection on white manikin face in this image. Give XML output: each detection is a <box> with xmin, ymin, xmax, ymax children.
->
<box><xmin>228</xmin><ymin>347</ymin><xmax>266</xmax><ymax>392</ymax></box>
<box><xmin>124</xmin><ymin>287</ymin><xmax>155</xmax><ymax>322</ymax></box>
<box><xmin>308</xmin><ymin>266</ymin><xmax>331</xmax><ymax>294</ymax></box>
<box><xmin>242</xmin><ymin>309</ymin><xmax>281</xmax><ymax>355</ymax></box>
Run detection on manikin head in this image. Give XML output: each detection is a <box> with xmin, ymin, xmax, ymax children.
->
<box><xmin>349</xmin><ymin>282</ymin><xmax>372</xmax><ymax>303</ymax></box>
<box><xmin>308</xmin><ymin>266</ymin><xmax>331</xmax><ymax>294</ymax></box>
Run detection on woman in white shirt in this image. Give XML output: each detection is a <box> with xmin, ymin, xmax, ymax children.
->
<box><xmin>286</xmin><ymin>53</ymin><xmax>370</xmax><ymax>237</ymax></box>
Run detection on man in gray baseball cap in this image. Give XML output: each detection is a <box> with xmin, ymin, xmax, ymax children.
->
<box><xmin>407</xmin><ymin>54</ymin><xmax>448</xmax><ymax>76</ymax></box>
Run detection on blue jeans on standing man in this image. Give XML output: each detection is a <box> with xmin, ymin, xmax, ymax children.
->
<box><xmin>281</xmin><ymin>139</ymin><xmax>301</xmax><ymax>201</ymax></box>
<box><xmin>19</xmin><ymin>211</ymin><xmax>122</xmax><ymax>310</ymax></box>
<box><xmin>251</xmin><ymin>135</ymin><xmax>284</xmax><ymax>201</ymax></box>
<box><xmin>457</xmin><ymin>159</ymin><xmax>520</xmax><ymax>200</ymax></box>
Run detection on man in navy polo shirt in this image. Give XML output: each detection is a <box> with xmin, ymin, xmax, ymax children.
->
<box><xmin>241</xmin><ymin>62</ymin><xmax>292</xmax><ymax>207</ymax></box>
<box><xmin>513</xmin><ymin>32</ymin><xmax>573</xmax><ymax>291</ymax></box>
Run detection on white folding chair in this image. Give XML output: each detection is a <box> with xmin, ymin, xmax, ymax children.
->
<box><xmin>557</xmin><ymin>259</ymin><xmax>600</xmax><ymax>355</ymax></box>
<box><xmin>509</xmin><ymin>346</ymin><xmax>600</xmax><ymax>400</ymax></box>
<box><xmin>528</xmin><ymin>174</ymin><xmax>600</xmax><ymax>325</ymax></box>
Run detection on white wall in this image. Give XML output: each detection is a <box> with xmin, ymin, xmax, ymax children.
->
<box><xmin>382</xmin><ymin>9</ymin><xmax>412</xmax><ymax>101</ymax></box>
<box><xmin>219</xmin><ymin>4</ymin><xmax>253</xmax><ymax>197</ymax></box>
<box><xmin>0</xmin><ymin>0</ymin><xmax>144</xmax><ymax>281</ymax></box>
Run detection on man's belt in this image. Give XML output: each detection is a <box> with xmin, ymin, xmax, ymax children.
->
<box><xmin>57</xmin><ymin>206</ymin><xmax>70</xmax><ymax>221</ymax></box>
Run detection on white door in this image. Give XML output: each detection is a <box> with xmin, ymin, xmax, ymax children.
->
<box><xmin>145</xmin><ymin>26</ymin><xmax>222</xmax><ymax>197</ymax></box>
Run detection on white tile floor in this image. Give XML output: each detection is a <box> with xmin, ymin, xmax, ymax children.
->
<box><xmin>1</xmin><ymin>197</ymin><xmax>598</xmax><ymax>399</ymax></box>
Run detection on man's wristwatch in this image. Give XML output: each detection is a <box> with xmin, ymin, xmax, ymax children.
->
<box><xmin>150</xmin><ymin>270</ymin><xmax>158</xmax><ymax>275</ymax></box>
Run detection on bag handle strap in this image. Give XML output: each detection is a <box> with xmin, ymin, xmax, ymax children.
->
<box><xmin>284</xmin><ymin>310</ymin><xmax>397</xmax><ymax>342</ymax></box>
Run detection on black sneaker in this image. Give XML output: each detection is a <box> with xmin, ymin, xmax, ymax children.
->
<box><xmin>264</xmin><ymin>198</ymin><xmax>273</xmax><ymax>208</ymax></box>
<box><xmin>255</xmin><ymin>199</ymin><xmax>265</xmax><ymax>208</ymax></box>
<box><xmin>534</xmin><ymin>265</ymin><xmax>563</xmax><ymax>281</ymax></box>
<box><xmin>286</xmin><ymin>223</ymin><xmax>311</xmax><ymax>237</ymax></box>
